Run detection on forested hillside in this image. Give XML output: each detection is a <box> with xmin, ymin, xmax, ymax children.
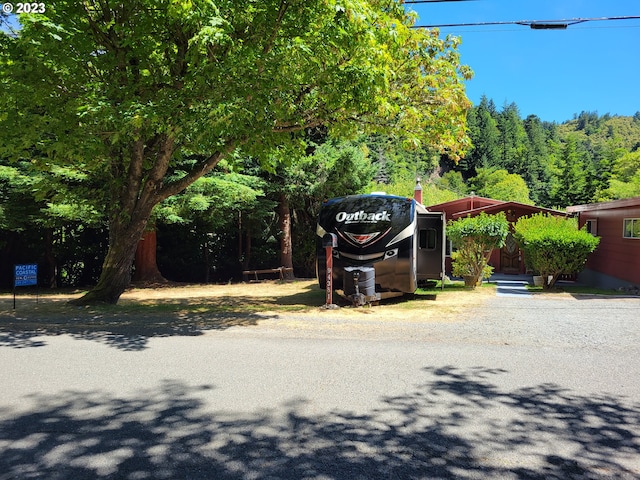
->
<box><xmin>434</xmin><ymin>97</ymin><xmax>640</xmax><ymax>208</ymax></box>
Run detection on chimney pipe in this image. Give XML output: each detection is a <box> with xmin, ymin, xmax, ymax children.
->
<box><xmin>414</xmin><ymin>177</ymin><xmax>423</xmax><ymax>205</ymax></box>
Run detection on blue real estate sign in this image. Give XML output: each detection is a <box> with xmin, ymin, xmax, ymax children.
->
<box><xmin>14</xmin><ymin>264</ymin><xmax>38</xmax><ymax>287</ymax></box>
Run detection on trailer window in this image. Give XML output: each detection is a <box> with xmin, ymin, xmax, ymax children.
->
<box><xmin>419</xmin><ymin>229</ymin><xmax>437</xmax><ymax>250</ymax></box>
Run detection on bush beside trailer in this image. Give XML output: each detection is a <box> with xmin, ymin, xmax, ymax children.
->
<box><xmin>316</xmin><ymin>193</ymin><xmax>445</xmax><ymax>305</ymax></box>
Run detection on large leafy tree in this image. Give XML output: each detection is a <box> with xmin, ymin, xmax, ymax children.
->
<box><xmin>522</xmin><ymin>115</ymin><xmax>552</xmax><ymax>204</ymax></box>
<box><xmin>0</xmin><ymin>0</ymin><xmax>471</xmax><ymax>304</ymax></box>
<box><xmin>468</xmin><ymin>167</ymin><xmax>532</xmax><ymax>204</ymax></box>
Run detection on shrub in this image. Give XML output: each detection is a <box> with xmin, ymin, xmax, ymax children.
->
<box><xmin>447</xmin><ymin>212</ymin><xmax>510</xmax><ymax>287</ymax></box>
<box><xmin>513</xmin><ymin>213</ymin><xmax>600</xmax><ymax>289</ymax></box>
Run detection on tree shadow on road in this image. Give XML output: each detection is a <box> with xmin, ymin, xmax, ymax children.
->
<box><xmin>0</xmin><ymin>305</ymin><xmax>275</xmax><ymax>351</ymax></box>
<box><xmin>0</xmin><ymin>282</ymin><xmax>329</xmax><ymax>351</ymax></box>
<box><xmin>1</xmin><ymin>367</ymin><xmax>638</xmax><ymax>479</ymax></box>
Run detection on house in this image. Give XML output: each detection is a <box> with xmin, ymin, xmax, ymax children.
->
<box><xmin>425</xmin><ymin>195</ymin><xmax>568</xmax><ymax>275</ymax></box>
<box><xmin>567</xmin><ymin>197</ymin><xmax>640</xmax><ymax>288</ymax></box>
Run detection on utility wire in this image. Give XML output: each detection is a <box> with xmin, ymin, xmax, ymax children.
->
<box><xmin>413</xmin><ymin>15</ymin><xmax>640</xmax><ymax>29</ymax></box>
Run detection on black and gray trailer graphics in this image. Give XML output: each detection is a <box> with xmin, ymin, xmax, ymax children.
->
<box><xmin>316</xmin><ymin>194</ymin><xmax>445</xmax><ymax>295</ymax></box>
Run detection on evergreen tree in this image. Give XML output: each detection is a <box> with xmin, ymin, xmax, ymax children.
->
<box><xmin>549</xmin><ymin>137</ymin><xmax>590</xmax><ymax>207</ymax></box>
<box><xmin>522</xmin><ymin>115</ymin><xmax>552</xmax><ymax>204</ymax></box>
<box><xmin>461</xmin><ymin>95</ymin><xmax>500</xmax><ymax>178</ymax></box>
<box><xmin>496</xmin><ymin>103</ymin><xmax>528</xmax><ymax>173</ymax></box>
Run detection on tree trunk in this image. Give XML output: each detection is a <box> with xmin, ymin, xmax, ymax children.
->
<box><xmin>243</xmin><ymin>229</ymin><xmax>252</xmax><ymax>271</ymax></box>
<box><xmin>43</xmin><ymin>228</ymin><xmax>58</xmax><ymax>288</ymax></box>
<box><xmin>132</xmin><ymin>228</ymin><xmax>167</xmax><ymax>284</ymax></box>
<box><xmin>278</xmin><ymin>194</ymin><xmax>295</xmax><ymax>280</ymax></box>
<box><xmin>69</xmin><ymin>136</ymin><xmax>233</xmax><ymax>305</ymax></box>
<box><xmin>70</xmin><ymin>215</ymin><xmax>149</xmax><ymax>305</ymax></box>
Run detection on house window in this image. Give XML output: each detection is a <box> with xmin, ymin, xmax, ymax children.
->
<box><xmin>623</xmin><ymin>218</ymin><xmax>640</xmax><ymax>239</ymax></box>
<box><xmin>585</xmin><ymin>219</ymin><xmax>597</xmax><ymax>235</ymax></box>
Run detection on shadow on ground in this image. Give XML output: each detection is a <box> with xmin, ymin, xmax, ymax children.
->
<box><xmin>1</xmin><ymin>367</ymin><xmax>638</xmax><ymax>479</ymax></box>
<box><xmin>0</xmin><ymin>282</ymin><xmax>332</xmax><ymax>351</ymax></box>
<box><xmin>0</xmin><ymin>306</ymin><xmax>276</xmax><ymax>351</ymax></box>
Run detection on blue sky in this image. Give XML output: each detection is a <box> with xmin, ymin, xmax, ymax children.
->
<box><xmin>406</xmin><ymin>0</ymin><xmax>640</xmax><ymax>123</ymax></box>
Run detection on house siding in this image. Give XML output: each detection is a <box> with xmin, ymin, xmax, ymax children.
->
<box><xmin>568</xmin><ymin>198</ymin><xmax>640</xmax><ymax>286</ymax></box>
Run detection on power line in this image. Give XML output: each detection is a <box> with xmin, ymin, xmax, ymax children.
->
<box><xmin>404</xmin><ymin>0</ymin><xmax>475</xmax><ymax>3</ymax></box>
<box><xmin>413</xmin><ymin>15</ymin><xmax>640</xmax><ymax>30</ymax></box>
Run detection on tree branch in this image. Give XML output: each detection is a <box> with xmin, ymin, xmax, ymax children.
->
<box><xmin>157</xmin><ymin>140</ymin><xmax>241</xmax><ymax>202</ymax></box>
<box><xmin>263</xmin><ymin>0</ymin><xmax>289</xmax><ymax>56</ymax></box>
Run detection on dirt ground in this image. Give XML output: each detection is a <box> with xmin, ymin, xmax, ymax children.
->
<box><xmin>1</xmin><ymin>279</ymin><xmax>496</xmax><ymax>324</ymax></box>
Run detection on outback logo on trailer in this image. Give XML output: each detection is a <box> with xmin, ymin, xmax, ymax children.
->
<box><xmin>335</xmin><ymin>210</ymin><xmax>391</xmax><ymax>224</ymax></box>
<box><xmin>342</xmin><ymin>231</ymin><xmax>382</xmax><ymax>245</ymax></box>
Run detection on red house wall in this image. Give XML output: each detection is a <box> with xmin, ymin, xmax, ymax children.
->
<box><xmin>573</xmin><ymin>202</ymin><xmax>640</xmax><ymax>285</ymax></box>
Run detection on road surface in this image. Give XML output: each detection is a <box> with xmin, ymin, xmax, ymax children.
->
<box><xmin>1</xmin><ymin>294</ymin><xmax>639</xmax><ymax>479</ymax></box>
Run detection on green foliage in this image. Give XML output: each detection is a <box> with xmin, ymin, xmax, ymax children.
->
<box><xmin>283</xmin><ymin>137</ymin><xmax>378</xmax><ymax>276</ymax></box>
<box><xmin>0</xmin><ymin>164</ymin><xmax>38</xmax><ymax>230</ymax></box>
<box><xmin>547</xmin><ymin>136</ymin><xmax>592</xmax><ymax>207</ymax></box>
<box><xmin>596</xmin><ymin>150</ymin><xmax>640</xmax><ymax>201</ymax></box>
<box><xmin>468</xmin><ymin>167</ymin><xmax>532</xmax><ymax>204</ymax></box>
<box><xmin>451</xmin><ymin>102</ymin><xmax>640</xmax><ymax>208</ymax></box>
<box><xmin>513</xmin><ymin>213</ymin><xmax>600</xmax><ymax>289</ymax></box>
<box><xmin>366</xmin><ymin>134</ymin><xmax>439</xmax><ymax>185</ymax></box>
<box><xmin>463</xmin><ymin>95</ymin><xmax>500</xmax><ymax>175</ymax></box>
<box><xmin>447</xmin><ymin>212</ymin><xmax>509</xmax><ymax>287</ymax></box>
<box><xmin>438</xmin><ymin>171</ymin><xmax>467</xmax><ymax>197</ymax></box>
<box><xmin>496</xmin><ymin>103</ymin><xmax>529</xmax><ymax>173</ymax></box>
<box><xmin>1</xmin><ymin>0</ymin><xmax>473</xmax><ymax>303</ymax></box>
<box><xmin>158</xmin><ymin>173</ymin><xmax>265</xmax><ymax>227</ymax></box>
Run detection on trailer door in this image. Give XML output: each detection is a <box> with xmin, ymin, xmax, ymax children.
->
<box><xmin>416</xmin><ymin>212</ymin><xmax>445</xmax><ymax>283</ymax></box>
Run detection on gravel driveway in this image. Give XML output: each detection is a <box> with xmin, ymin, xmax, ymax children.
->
<box><xmin>0</xmin><ymin>290</ymin><xmax>639</xmax><ymax>479</ymax></box>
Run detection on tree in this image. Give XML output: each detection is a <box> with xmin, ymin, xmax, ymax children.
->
<box><xmin>522</xmin><ymin>115</ymin><xmax>552</xmax><ymax>204</ymax></box>
<box><xmin>156</xmin><ymin>170</ymin><xmax>267</xmax><ymax>281</ymax></box>
<box><xmin>513</xmin><ymin>213</ymin><xmax>600</xmax><ymax>289</ymax></box>
<box><xmin>468</xmin><ymin>167</ymin><xmax>532</xmax><ymax>204</ymax></box>
<box><xmin>273</xmin><ymin>137</ymin><xmax>377</xmax><ymax>278</ymax></box>
<box><xmin>446</xmin><ymin>212</ymin><xmax>510</xmax><ymax>288</ymax></box>
<box><xmin>437</xmin><ymin>170</ymin><xmax>467</xmax><ymax>197</ymax></box>
<box><xmin>1</xmin><ymin>1</ymin><xmax>472</xmax><ymax>304</ymax></box>
<box><xmin>548</xmin><ymin>137</ymin><xmax>590</xmax><ymax>207</ymax></box>
<box><xmin>0</xmin><ymin>159</ymin><xmax>107</xmax><ymax>288</ymax></box>
<box><xmin>462</xmin><ymin>95</ymin><xmax>500</xmax><ymax>177</ymax></box>
<box><xmin>496</xmin><ymin>103</ymin><xmax>528</xmax><ymax>173</ymax></box>
<box><xmin>595</xmin><ymin>150</ymin><xmax>640</xmax><ymax>201</ymax></box>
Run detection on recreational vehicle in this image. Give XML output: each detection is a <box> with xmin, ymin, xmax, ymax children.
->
<box><xmin>316</xmin><ymin>193</ymin><xmax>445</xmax><ymax>304</ymax></box>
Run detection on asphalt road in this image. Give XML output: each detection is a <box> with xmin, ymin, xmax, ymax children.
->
<box><xmin>1</xmin><ymin>294</ymin><xmax>639</xmax><ymax>479</ymax></box>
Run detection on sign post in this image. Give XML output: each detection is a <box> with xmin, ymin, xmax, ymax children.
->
<box><xmin>322</xmin><ymin>233</ymin><xmax>338</xmax><ymax>309</ymax></box>
<box><xmin>13</xmin><ymin>264</ymin><xmax>38</xmax><ymax>309</ymax></box>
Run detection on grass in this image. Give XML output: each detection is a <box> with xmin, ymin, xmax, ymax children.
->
<box><xmin>0</xmin><ymin>280</ymin><xmax>501</xmax><ymax>350</ymax></box>
<box><xmin>1</xmin><ymin>279</ymin><xmax>496</xmax><ymax>322</ymax></box>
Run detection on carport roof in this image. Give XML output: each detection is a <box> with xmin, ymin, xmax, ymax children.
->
<box><xmin>426</xmin><ymin>196</ymin><xmax>568</xmax><ymax>220</ymax></box>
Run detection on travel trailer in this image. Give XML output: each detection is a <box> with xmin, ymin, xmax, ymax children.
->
<box><xmin>316</xmin><ymin>193</ymin><xmax>445</xmax><ymax>304</ymax></box>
